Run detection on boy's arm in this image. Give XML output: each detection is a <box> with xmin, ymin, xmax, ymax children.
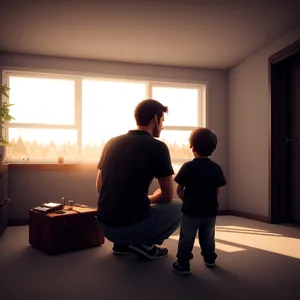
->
<box><xmin>216</xmin><ymin>165</ymin><xmax>226</xmax><ymax>192</ymax></box>
<box><xmin>174</xmin><ymin>163</ymin><xmax>188</xmax><ymax>201</ymax></box>
<box><xmin>215</xmin><ymin>165</ymin><xmax>226</xmax><ymax>196</ymax></box>
<box><xmin>176</xmin><ymin>184</ymin><xmax>185</xmax><ymax>201</ymax></box>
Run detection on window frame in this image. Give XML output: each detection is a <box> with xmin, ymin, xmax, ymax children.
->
<box><xmin>2</xmin><ymin>70</ymin><xmax>208</xmax><ymax>164</ymax></box>
<box><xmin>149</xmin><ymin>81</ymin><xmax>206</xmax><ymax>131</ymax></box>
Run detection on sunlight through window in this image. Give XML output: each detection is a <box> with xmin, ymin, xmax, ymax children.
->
<box><xmin>9</xmin><ymin>76</ymin><xmax>75</xmax><ymax>125</ymax></box>
<box><xmin>81</xmin><ymin>80</ymin><xmax>147</xmax><ymax>161</ymax></box>
<box><xmin>158</xmin><ymin>130</ymin><xmax>194</xmax><ymax>160</ymax></box>
<box><xmin>4</xmin><ymin>72</ymin><xmax>205</xmax><ymax>164</ymax></box>
<box><xmin>152</xmin><ymin>86</ymin><xmax>198</xmax><ymax>127</ymax></box>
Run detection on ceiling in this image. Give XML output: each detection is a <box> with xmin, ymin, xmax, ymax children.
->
<box><xmin>1</xmin><ymin>0</ymin><xmax>300</xmax><ymax>70</ymax></box>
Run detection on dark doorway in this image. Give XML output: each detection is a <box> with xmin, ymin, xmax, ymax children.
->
<box><xmin>270</xmin><ymin>40</ymin><xmax>300</xmax><ymax>225</ymax></box>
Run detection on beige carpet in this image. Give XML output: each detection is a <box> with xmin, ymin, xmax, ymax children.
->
<box><xmin>0</xmin><ymin>216</ymin><xmax>299</xmax><ymax>300</ymax></box>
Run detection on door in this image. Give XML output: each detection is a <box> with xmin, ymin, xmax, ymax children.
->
<box><xmin>270</xmin><ymin>57</ymin><xmax>290</xmax><ymax>223</ymax></box>
<box><xmin>270</xmin><ymin>40</ymin><xmax>300</xmax><ymax>224</ymax></box>
<box><xmin>287</xmin><ymin>52</ymin><xmax>300</xmax><ymax>225</ymax></box>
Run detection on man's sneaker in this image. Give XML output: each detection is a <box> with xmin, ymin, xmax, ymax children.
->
<box><xmin>112</xmin><ymin>244</ymin><xmax>130</xmax><ymax>255</ymax></box>
<box><xmin>172</xmin><ymin>262</ymin><xmax>191</xmax><ymax>276</ymax></box>
<box><xmin>129</xmin><ymin>244</ymin><xmax>168</xmax><ymax>260</ymax></box>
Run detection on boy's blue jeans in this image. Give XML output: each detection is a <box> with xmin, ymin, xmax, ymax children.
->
<box><xmin>176</xmin><ymin>214</ymin><xmax>217</xmax><ymax>266</ymax></box>
<box><xmin>98</xmin><ymin>199</ymin><xmax>182</xmax><ymax>245</ymax></box>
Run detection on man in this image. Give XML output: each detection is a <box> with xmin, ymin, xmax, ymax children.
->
<box><xmin>96</xmin><ymin>99</ymin><xmax>182</xmax><ymax>260</ymax></box>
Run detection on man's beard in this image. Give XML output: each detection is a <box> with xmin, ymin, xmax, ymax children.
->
<box><xmin>152</xmin><ymin>124</ymin><xmax>160</xmax><ymax>138</ymax></box>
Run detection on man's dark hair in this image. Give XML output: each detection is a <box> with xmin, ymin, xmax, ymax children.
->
<box><xmin>134</xmin><ymin>99</ymin><xmax>168</xmax><ymax>126</ymax></box>
<box><xmin>189</xmin><ymin>127</ymin><xmax>217</xmax><ymax>156</ymax></box>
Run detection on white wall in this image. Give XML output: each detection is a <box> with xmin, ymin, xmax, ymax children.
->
<box><xmin>228</xmin><ymin>23</ymin><xmax>300</xmax><ymax>218</ymax></box>
<box><xmin>0</xmin><ymin>53</ymin><xmax>228</xmax><ymax>221</ymax></box>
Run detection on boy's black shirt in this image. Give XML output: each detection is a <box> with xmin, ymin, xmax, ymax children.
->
<box><xmin>174</xmin><ymin>158</ymin><xmax>226</xmax><ymax>217</ymax></box>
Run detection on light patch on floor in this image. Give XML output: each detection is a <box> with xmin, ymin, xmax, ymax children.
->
<box><xmin>216</xmin><ymin>226</ymin><xmax>282</xmax><ymax>236</ymax></box>
<box><xmin>170</xmin><ymin>235</ymin><xmax>246</xmax><ymax>253</ymax></box>
<box><xmin>216</xmin><ymin>225</ymin><xmax>271</xmax><ymax>232</ymax></box>
<box><xmin>171</xmin><ymin>222</ymin><xmax>300</xmax><ymax>258</ymax></box>
<box><xmin>214</xmin><ymin>225</ymin><xmax>300</xmax><ymax>259</ymax></box>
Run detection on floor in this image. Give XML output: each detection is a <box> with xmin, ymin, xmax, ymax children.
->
<box><xmin>0</xmin><ymin>216</ymin><xmax>300</xmax><ymax>300</ymax></box>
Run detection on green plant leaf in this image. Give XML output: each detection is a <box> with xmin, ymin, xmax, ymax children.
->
<box><xmin>0</xmin><ymin>84</ymin><xmax>10</xmax><ymax>98</ymax></box>
<box><xmin>1</xmin><ymin>84</ymin><xmax>15</xmax><ymax>146</ymax></box>
<box><xmin>0</xmin><ymin>137</ymin><xmax>12</xmax><ymax>147</ymax></box>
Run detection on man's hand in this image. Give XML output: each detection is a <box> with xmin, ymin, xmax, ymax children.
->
<box><xmin>149</xmin><ymin>188</ymin><xmax>162</xmax><ymax>204</ymax></box>
<box><xmin>149</xmin><ymin>176</ymin><xmax>173</xmax><ymax>204</ymax></box>
<box><xmin>153</xmin><ymin>188</ymin><xmax>161</xmax><ymax>195</ymax></box>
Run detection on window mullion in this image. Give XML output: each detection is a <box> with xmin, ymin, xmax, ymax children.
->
<box><xmin>75</xmin><ymin>78</ymin><xmax>82</xmax><ymax>159</ymax></box>
<box><xmin>201</xmin><ymin>85</ymin><xmax>208</xmax><ymax>127</ymax></box>
<box><xmin>148</xmin><ymin>82</ymin><xmax>153</xmax><ymax>98</ymax></box>
<box><xmin>162</xmin><ymin>126</ymin><xmax>197</xmax><ymax>131</ymax></box>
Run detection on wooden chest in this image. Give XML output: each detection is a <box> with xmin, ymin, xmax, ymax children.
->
<box><xmin>29</xmin><ymin>206</ymin><xmax>105</xmax><ymax>254</ymax></box>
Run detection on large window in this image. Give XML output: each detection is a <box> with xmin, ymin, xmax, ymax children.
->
<box><xmin>3</xmin><ymin>71</ymin><xmax>207</xmax><ymax>169</ymax></box>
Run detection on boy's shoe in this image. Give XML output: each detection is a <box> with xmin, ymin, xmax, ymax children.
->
<box><xmin>201</xmin><ymin>251</ymin><xmax>217</xmax><ymax>268</ymax></box>
<box><xmin>172</xmin><ymin>262</ymin><xmax>191</xmax><ymax>276</ymax></box>
<box><xmin>112</xmin><ymin>244</ymin><xmax>130</xmax><ymax>255</ymax></box>
<box><xmin>204</xmin><ymin>260</ymin><xmax>216</xmax><ymax>268</ymax></box>
<box><xmin>129</xmin><ymin>244</ymin><xmax>168</xmax><ymax>260</ymax></box>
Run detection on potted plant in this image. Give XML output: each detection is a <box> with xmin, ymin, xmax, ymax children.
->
<box><xmin>0</xmin><ymin>84</ymin><xmax>14</xmax><ymax>164</ymax></box>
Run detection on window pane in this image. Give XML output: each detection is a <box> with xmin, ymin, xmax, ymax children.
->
<box><xmin>7</xmin><ymin>128</ymin><xmax>77</xmax><ymax>161</ymax></box>
<box><xmin>8</xmin><ymin>76</ymin><xmax>75</xmax><ymax>125</ymax></box>
<box><xmin>152</xmin><ymin>86</ymin><xmax>198</xmax><ymax>126</ymax></box>
<box><xmin>81</xmin><ymin>80</ymin><xmax>147</xmax><ymax>161</ymax></box>
<box><xmin>172</xmin><ymin>161</ymin><xmax>188</xmax><ymax>175</ymax></box>
<box><xmin>158</xmin><ymin>130</ymin><xmax>193</xmax><ymax>160</ymax></box>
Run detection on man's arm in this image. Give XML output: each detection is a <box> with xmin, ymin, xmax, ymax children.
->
<box><xmin>176</xmin><ymin>184</ymin><xmax>185</xmax><ymax>201</ymax></box>
<box><xmin>96</xmin><ymin>170</ymin><xmax>103</xmax><ymax>194</ymax></box>
<box><xmin>149</xmin><ymin>176</ymin><xmax>173</xmax><ymax>204</ymax></box>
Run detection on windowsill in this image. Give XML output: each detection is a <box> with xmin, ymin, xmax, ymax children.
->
<box><xmin>5</xmin><ymin>159</ymin><xmax>187</xmax><ymax>171</ymax></box>
<box><xmin>7</xmin><ymin>163</ymin><xmax>98</xmax><ymax>171</ymax></box>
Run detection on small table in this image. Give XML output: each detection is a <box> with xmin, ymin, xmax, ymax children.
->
<box><xmin>29</xmin><ymin>206</ymin><xmax>105</xmax><ymax>254</ymax></box>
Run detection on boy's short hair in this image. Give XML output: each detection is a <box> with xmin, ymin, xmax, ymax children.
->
<box><xmin>189</xmin><ymin>127</ymin><xmax>217</xmax><ymax>156</ymax></box>
<box><xmin>134</xmin><ymin>99</ymin><xmax>168</xmax><ymax>126</ymax></box>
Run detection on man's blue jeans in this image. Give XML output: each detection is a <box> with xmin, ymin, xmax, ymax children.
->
<box><xmin>98</xmin><ymin>199</ymin><xmax>182</xmax><ymax>245</ymax></box>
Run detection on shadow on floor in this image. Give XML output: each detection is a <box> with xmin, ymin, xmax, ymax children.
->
<box><xmin>1</xmin><ymin>228</ymin><xmax>300</xmax><ymax>300</ymax></box>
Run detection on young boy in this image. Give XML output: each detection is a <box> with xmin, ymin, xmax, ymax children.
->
<box><xmin>172</xmin><ymin>127</ymin><xmax>226</xmax><ymax>275</ymax></box>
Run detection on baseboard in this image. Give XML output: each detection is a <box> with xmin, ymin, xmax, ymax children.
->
<box><xmin>8</xmin><ymin>219</ymin><xmax>29</xmax><ymax>226</ymax></box>
<box><xmin>221</xmin><ymin>210</ymin><xmax>271</xmax><ymax>223</ymax></box>
<box><xmin>218</xmin><ymin>210</ymin><xmax>230</xmax><ymax>215</ymax></box>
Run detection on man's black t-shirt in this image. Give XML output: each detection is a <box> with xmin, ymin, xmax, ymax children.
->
<box><xmin>97</xmin><ymin>130</ymin><xmax>174</xmax><ymax>227</ymax></box>
<box><xmin>174</xmin><ymin>158</ymin><xmax>226</xmax><ymax>217</ymax></box>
